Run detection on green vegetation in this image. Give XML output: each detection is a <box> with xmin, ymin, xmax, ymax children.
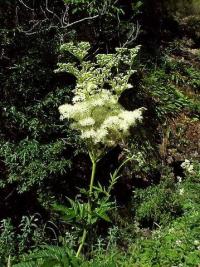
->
<box><xmin>11</xmin><ymin>164</ymin><xmax>200</xmax><ymax>266</ymax></box>
<box><xmin>0</xmin><ymin>0</ymin><xmax>199</xmax><ymax>266</ymax></box>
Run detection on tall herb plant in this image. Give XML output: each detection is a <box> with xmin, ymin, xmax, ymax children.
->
<box><xmin>56</xmin><ymin>42</ymin><xmax>146</xmax><ymax>256</ymax></box>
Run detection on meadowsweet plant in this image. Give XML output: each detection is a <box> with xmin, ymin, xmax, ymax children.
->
<box><xmin>57</xmin><ymin>42</ymin><xmax>146</xmax><ymax>256</ymax></box>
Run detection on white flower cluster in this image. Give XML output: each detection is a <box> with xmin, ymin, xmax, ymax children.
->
<box><xmin>181</xmin><ymin>159</ymin><xmax>194</xmax><ymax>173</ymax></box>
<box><xmin>58</xmin><ymin>42</ymin><xmax>146</xmax><ymax>150</ymax></box>
<box><xmin>59</xmin><ymin>92</ymin><xmax>145</xmax><ymax>147</ymax></box>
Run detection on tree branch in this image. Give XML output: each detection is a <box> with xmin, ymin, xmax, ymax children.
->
<box><xmin>122</xmin><ymin>21</ymin><xmax>141</xmax><ymax>48</ymax></box>
<box><xmin>17</xmin><ymin>0</ymin><xmax>103</xmax><ymax>35</ymax></box>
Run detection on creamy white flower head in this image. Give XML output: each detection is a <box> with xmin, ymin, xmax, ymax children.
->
<box><xmin>72</xmin><ymin>102</ymin><xmax>90</xmax><ymax>117</ymax></box>
<box><xmin>59</xmin><ymin>102</ymin><xmax>90</xmax><ymax>121</ymax></box>
<box><xmin>79</xmin><ymin>117</ymin><xmax>95</xmax><ymax>127</ymax></box>
<box><xmin>95</xmin><ymin>128</ymin><xmax>108</xmax><ymax>144</ymax></box>
<box><xmin>119</xmin><ymin>109</ymin><xmax>143</xmax><ymax>124</ymax></box>
<box><xmin>100</xmin><ymin>90</ymin><xmax>112</xmax><ymax>101</ymax></box>
<box><xmin>126</xmin><ymin>109</ymin><xmax>142</xmax><ymax>125</ymax></box>
<box><xmin>81</xmin><ymin>129</ymin><xmax>96</xmax><ymax>140</ymax></box>
<box><xmin>58</xmin><ymin>104</ymin><xmax>74</xmax><ymax>119</ymax></box>
<box><xmin>90</xmin><ymin>90</ymin><xmax>118</xmax><ymax>107</ymax></box>
<box><xmin>91</xmin><ymin>98</ymin><xmax>105</xmax><ymax>107</ymax></box>
<box><xmin>119</xmin><ymin>121</ymin><xmax>129</xmax><ymax>132</ymax></box>
<box><xmin>102</xmin><ymin>116</ymin><xmax>120</xmax><ymax>128</ymax></box>
<box><xmin>108</xmin><ymin>96</ymin><xmax>118</xmax><ymax>105</ymax></box>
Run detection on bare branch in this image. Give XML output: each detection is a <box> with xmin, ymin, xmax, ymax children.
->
<box><xmin>122</xmin><ymin>21</ymin><xmax>141</xmax><ymax>48</ymax></box>
<box><xmin>45</xmin><ymin>0</ymin><xmax>62</xmax><ymax>25</ymax></box>
<box><xmin>66</xmin><ymin>14</ymin><xmax>99</xmax><ymax>28</ymax></box>
<box><xmin>18</xmin><ymin>0</ymin><xmax>34</xmax><ymax>11</ymax></box>
<box><xmin>15</xmin><ymin>5</ymin><xmax>20</xmax><ymax>26</ymax></box>
<box><xmin>22</xmin><ymin>20</ymin><xmax>41</xmax><ymax>34</ymax></box>
<box><xmin>45</xmin><ymin>0</ymin><xmax>54</xmax><ymax>15</ymax></box>
<box><xmin>62</xmin><ymin>4</ymin><xmax>69</xmax><ymax>26</ymax></box>
<box><xmin>16</xmin><ymin>0</ymin><xmax>121</xmax><ymax>35</ymax></box>
<box><xmin>17</xmin><ymin>0</ymin><xmax>102</xmax><ymax>34</ymax></box>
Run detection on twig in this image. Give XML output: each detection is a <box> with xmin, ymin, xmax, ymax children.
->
<box><xmin>18</xmin><ymin>0</ymin><xmax>34</xmax><ymax>11</ymax></box>
<box><xmin>66</xmin><ymin>14</ymin><xmax>99</xmax><ymax>28</ymax></box>
<box><xmin>122</xmin><ymin>21</ymin><xmax>141</xmax><ymax>48</ymax></box>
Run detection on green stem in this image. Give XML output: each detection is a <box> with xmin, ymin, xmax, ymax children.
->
<box><xmin>76</xmin><ymin>152</ymin><xmax>133</xmax><ymax>257</ymax></box>
<box><xmin>89</xmin><ymin>158</ymin><xmax>97</xmax><ymax>196</ymax></box>
<box><xmin>76</xmin><ymin>153</ymin><xmax>97</xmax><ymax>257</ymax></box>
<box><xmin>7</xmin><ymin>255</ymin><xmax>11</xmax><ymax>267</ymax></box>
<box><xmin>112</xmin><ymin>156</ymin><xmax>132</xmax><ymax>180</ymax></box>
<box><xmin>88</xmin><ymin>158</ymin><xmax>96</xmax><ymax>223</ymax></box>
<box><xmin>76</xmin><ymin>229</ymin><xmax>87</xmax><ymax>258</ymax></box>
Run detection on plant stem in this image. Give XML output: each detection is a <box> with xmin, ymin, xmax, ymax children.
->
<box><xmin>88</xmin><ymin>158</ymin><xmax>96</xmax><ymax>223</ymax></box>
<box><xmin>76</xmin><ymin>228</ymin><xmax>87</xmax><ymax>258</ymax></box>
<box><xmin>89</xmin><ymin>158</ymin><xmax>97</xmax><ymax>196</ymax></box>
<box><xmin>76</xmin><ymin>155</ymin><xmax>97</xmax><ymax>257</ymax></box>
<box><xmin>7</xmin><ymin>255</ymin><xmax>11</xmax><ymax>267</ymax></box>
<box><xmin>76</xmin><ymin>153</ymin><xmax>133</xmax><ymax>257</ymax></box>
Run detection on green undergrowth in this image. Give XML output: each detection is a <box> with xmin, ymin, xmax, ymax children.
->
<box><xmin>12</xmin><ymin>162</ymin><xmax>200</xmax><ymax>267</ymax></box>
<box><xmin>86</xmin><ymin>165</ymin><xmax>200</xmax><ymax>267</ymax></box>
